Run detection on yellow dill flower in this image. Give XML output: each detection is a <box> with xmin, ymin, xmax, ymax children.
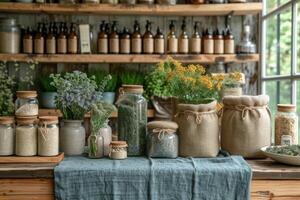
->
<box><xmin>187</xmin><ymin>64</ymin><xmax>197</xmax><ymax>73</ymax></box>
<box><xmin>199</xmin><ymin>75</ymin><xmax>213</xmax><ymax>90</ymax></box>
<box><xmin>195</xmin><ymin>65</ymin><xmax>206</xmax><ymax>74</ymax></box>
<box><xmin>157</xmin><ymin>61</ymin><xmax>165</xmax><ymax>71</ymax></box>
<box><xmin>229</xmin><ymin>72</ymin><xmax>242</xmax><ymax>82</ymax></box>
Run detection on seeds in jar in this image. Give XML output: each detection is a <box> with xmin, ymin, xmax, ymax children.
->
<box><xmin>15</xmin><ymin>104</ymin><xmax>39</xmax><ymax>116</ymax></box>
<box><xmin>16</xmin><ymin>119</ymin><xmax>37</xmax><ymax>156</ymax></box>
<box><xmin>275</xmin><ymin>114</ymin><xmax>298</xmax><ymax>145</ymax></box>
<box><xmin>38</xmin><ymin>117</ymin><xmax>59</xmax><ymax>156</ymax></box>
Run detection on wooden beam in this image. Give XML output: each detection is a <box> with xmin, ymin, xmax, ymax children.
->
<box><xmin>0</xmin><ymin>3</ymin><xmax>262</xmax><ymax>16</ymax></box>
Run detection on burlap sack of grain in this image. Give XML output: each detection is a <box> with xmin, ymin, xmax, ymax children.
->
<box><xmin>175</xmin><ymin>101</ymin><xmax>219</xmax><ymax>157</ymax></box>
<box><xmin>221</xmin><ymin>95</ymin><xmax>272</xmax><ymax>158</ymax></box>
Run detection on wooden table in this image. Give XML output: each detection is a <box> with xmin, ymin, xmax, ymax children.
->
<box><xmin>1</xmin><ymin>159</ymin><xmax>300</xmax><ymax>200</ymax></box>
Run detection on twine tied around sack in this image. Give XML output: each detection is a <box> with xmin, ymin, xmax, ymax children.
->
<box><xmin>175</xmin><ymin>110</ymin><xmax>217</xmax><ymax>125</ymax></box>
<box><xmin>152</xmin><ymin>128</ymin><xmax>175</xmax><ymax>140</ymax></box>
<box><xmin>224</xmin><ymin>105</ymin><xmax>271</xmax><ymax>120</ymax></box>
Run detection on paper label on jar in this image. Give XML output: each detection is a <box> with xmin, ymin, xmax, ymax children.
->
<box><xmin>57</xmin><ymin>38</ymin><xmax>67</xmax><ymax>54</ymax></box>
<box><xmin>281</xmin><ymin>135</ymin><xmax>292</xmax><ymax>146</ymax></box>
<box><xmin>34</xmin><ymin>38</ymin><xmax>44</xmax><ymax>54</ymax></box>
<box><xmin>203</xmin><ymin>39</ymin><xmax>214</xmax><ymax>54</ymax></box>
<box><xmin>224</xmin><ymin>39</ymin><xmax>234</xmax><ymax>54</ymax></box>
<box><xmin>46</xmin><ymin>39</ymin><xmax>56</xmax><ymax>54</ymax></box>
<box><xmin>131</xmin><ymin>38</ymin><xmax>142</xmax><ymax>53</ymax></box>
<box><xmin>120</xmin><ymin>39</ymin><xmax>130</xmax><ymax>54</ymax></box>
<box><xmin>214</xmin><ymin>40</ymin><xmax>224</xmax><ymax>54</ymax></box>
<box><xmin>179</xmin><ymin>38</ymin><xmax>189</xmax><ymax>54</ymax></box>
<box><xmin>109</xmin><ymin>38</ymin><xmax>119</xmax><ymax>53</ymax></box>
<box><xmin>167</xmin><ymin>38</ymin><xmax>178</xmax><ymax>53</ymax></box>
<box><xmin>97</xmin><ymin>38</ymin><xmax>108</xmax><ymax>54</ymax></box>
<box><xmin>143</xmin><ymin>38</ymin><xmax>154</xmax><ymax>54</ymax></box>
<box><xmin>68</xmin><ymin>38</ymin><xmax>78</xmax><ymax>54</ymax></box>
<box><xmin>23</xmin><ymin>39</ymin><xmax>33</xmax><ymax>54</ymax></box>
<box><xmin>154</xmin><ymin>38</ymin><xmax>164</xmax><ymax>54</ymax></box>
<box><xmin>190</xmin><ymin>38</ymin><xmax>201</xmax><ymax>53</ymax></box>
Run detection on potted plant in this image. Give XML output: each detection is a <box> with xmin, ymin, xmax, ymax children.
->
<box><xmin>220</xmin><ymin>72</ymin><xmax>244</xmax><ymax>98</ymax></box>
<box><xmin>0</xmin><ymin>62</ymin><xmax>15</xmax><ymax>117</ymax></box>
<box><xmin>38</xmin><ymin>74</ymin><xmax>57</xmax><ymax>108</ymax></box>
<box><xmin>89</xmin><ymin>101</ymin><xmax>116</xmax><ymax>158</ymax></box>
<box><xmin>50</xmin><ymin>71</ymin><xmax>110</xmax><ymax>155</ymax></box>
<box><xmin>120</xmin><ymin>71</ymin><xmax>145</xmax><ymax>86</ymax></box>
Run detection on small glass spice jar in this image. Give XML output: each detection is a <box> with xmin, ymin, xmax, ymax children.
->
<box><xmin>275</xmin><ymin>104</ymin><xmax>298</xmax><ymax>146</ymax></box>
<box><xmin>15</xmin><ymin>91</ymin><xmax>39</xmax><ymax>117</ymax></box>
<box><xmin>16</xmin><ymin>116</ymin><xmax>38</xmax><ymax>156</ymax></box>
<box><xmin>38</xmin><ymin>116</ymin><xmax>59</xmax><ymax>156</ymax></box>
<box><xmin>109</xmin><ymin>141</ymin><xmax>128</xmax><ymax>160</ymax></box>
<box><xmin>0</xmin><ymin>117</ymin><xmax>14</xmax><ymax>156</ymax></box>
<box><xmin>147</xmin><ymin>121</ymin><xmax>178</xmax><ymax>158</ymax></box>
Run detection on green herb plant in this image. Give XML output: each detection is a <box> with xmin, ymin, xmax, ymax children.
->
<box><xmin>14</xmin><ymin>61</ymin><xmax>37</xmax><ymax>90</ymax></box>
<box><xmin>120</xmin><ymin>71</ymin><xmax>145</xmax><ymax>86</ymax></box>
<box><xmin>0</xmin><ymin>62</ymin><xmax>15</xmax><ymax>116</ymax></box>
<box><xmin>38</xmin><ymin>75</ymin><xmax>56</xmax><ymax>92</ymax></box>
<box><xmin>88</xmin><ymin>71</ymin><xmax>118</xmax><ymax>92</ymax></box>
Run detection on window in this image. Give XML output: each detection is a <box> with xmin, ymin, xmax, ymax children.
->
<box><xmin>261</xmin><ymin>0</ymin><xmax>299</xmax><ymax>142</ymax></box>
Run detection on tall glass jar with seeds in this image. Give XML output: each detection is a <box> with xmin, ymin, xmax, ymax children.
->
<box><xmin>116</xmin><ymin>85</ymin><xmax>147</xmax><ymax>156</ymax></box>
<box><xmin>15</xmin><ymin>91</ymin><xmax>39</xmax><ymax>117</ymax></box>
<box><xmin>275</xmin><ymin>104</ymin><xmax>298</xmax><ymax>146</ymax></box>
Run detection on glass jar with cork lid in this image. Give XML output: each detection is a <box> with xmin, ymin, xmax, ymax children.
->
<box><xmin>0</xmin><ymin>18</ymin><xmax>20</xmax><ymax>54</ymax></box>
<box><xmin>275</xmin><ymin>104</ymin><xmax>298</xmax><ymax>146</ymax></box>
<box><xmin>0</xmin><ymin>117</ymin><xmax>15</xmax><ymax>156</ymax></box>
<box><xmin>109</xmin><ymin>141</ymin><xmax>128</xmax><ymax>159</ymax></box>
<box><xmin>15</xmin><ymin>91</ymin><xmax>39</xmax><ymax>117</ymax></box>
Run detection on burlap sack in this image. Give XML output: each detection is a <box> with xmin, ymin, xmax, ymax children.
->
<box><xmin>221</xmin><ymin>95</ymin><xmax>271</xmax><ymax>158</ymax></box>
<box><xmin>175</xmin><ymin>101</ymin><xmax>219</xmax><ymax>157</ymax></box>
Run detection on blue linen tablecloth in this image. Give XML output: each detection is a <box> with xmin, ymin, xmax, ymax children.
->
<box><xmin>54</xmin><ymin>156</ymin><xmax>252</xmax><ymax>200</ymax></box>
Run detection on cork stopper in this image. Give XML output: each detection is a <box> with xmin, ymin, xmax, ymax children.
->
<box><xmin>0</xmin><ymin>116</ymin><xmax>14</xmax><ymax>125</ymax></box>
<box><xmin>110</xmin><ymin>141</ymin><xmax>128</xmax><ymax>148</ymax></box>
<box><xmin>122</xmin><ymin>85</ymin><xmax>144</xmax><ymax>94</ymax></box>
<box><xmin>16</xmin><ymin>91</ymin><xmax>37</xmax><ymax>98</ymax></box>
<box><xmin>39</xmin><ymin>116</ymin><xmax>59</xmax><ymax>125</ymax></box>
<box><xmin>16</xmin><ymin>116</ymin><xmax>37</xmax><ymax>125</ymax></box>
<box><xmin>277</xmin><ymin>104</ymin><xmax>296</xmax><ymax>112</ymax></box>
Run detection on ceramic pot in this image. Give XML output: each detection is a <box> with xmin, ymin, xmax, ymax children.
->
<box><xmin>41</xmin><ymin>92</ymin><xmax>57</xmax><ymax>109</ymax></box>
<box><xmin>102</xmin><ymin>92</ymin><xmax>116</xmax><ymax>105</ymax></box>
<box><xmin>60</xmin><ymin>120</ymin><xmax>85</xmax><ymax>155</ymax></box>
<box><xmin>88</xmin><ymin>134</ymin><xmax>104</xmax><ymax>158</ymax></box>
<box><xmin>99</xmin><ymin>125</ymin><xmax>112</xmax><ymax>156</ymax></box>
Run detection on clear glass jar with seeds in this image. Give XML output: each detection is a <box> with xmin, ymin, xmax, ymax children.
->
<box><xmin>15</xmin><ymin>91</ymin><xmax>39</xmax><ymax>117</ymax></box>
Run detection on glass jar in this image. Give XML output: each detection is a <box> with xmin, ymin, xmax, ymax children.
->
<box><xmin>275</xmin><ymin>104</ymin><xmax>298</xmax><ymax>146</ymax></box>
<box><xmin>38</xmin><ymin>116</ymin><xmax>59</xmax><ymax>156</ymax></box>
<box><xmin>99</xmin><ymin>125</ymin><xmax>112</xmax><ymax>156</ymax></box>
<box><xmin>88</xmin><ymin>134</ymin><xmax>104</xmax><ymax>158</ymax></box>
<box><xmin>109</xmin><ymin>141</ymin><xmax>127</xmax><ymax>160</ymax></box>
<box><xmin>221</xmin><ymin>83</ymin><xmax>243</xmax><ymax>99</ymax></box>
<box><xmin>0</xmin><ymin>18</ymin><xmax>20</xmax><ymax>54</ymax></box>
<box><xmin>16</xmin><ymin>116</ymin><xmax>37</xmax><ymax>156</ymax></box>
<box><xmin>147</xmin><ymin>121</ymin><xmax>178</xmax><ymax>158</ymax></box>
<box><xmin>15</xmin><ymin>91</ymin><xmax>39</xmax><ymax>117</ymax></box>
<box><xmin>0</xmin><ymin>117</ymin><xmax>14</xmax><ymax>156</ymax></box>
<box><xmin>117</xmin><ymin>85</ymin><xmax>147</xmax><ymax>156</ymax></box>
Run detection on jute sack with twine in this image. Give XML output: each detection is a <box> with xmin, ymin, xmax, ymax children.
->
<box><xmin>221</xmin><ymin>95</ymin><xmax>271</xmax><ymax>158</ymax></box>
<box><xmin>175</xmin><ymin>101</ymin><xmax>219</xmax><ymax>157</ymax></box>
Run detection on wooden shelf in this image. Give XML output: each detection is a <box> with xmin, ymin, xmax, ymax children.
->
<box><xmin>39</xmin><ymin>109</ymin><xmax>155</xmax><ymax>118</ymax></box>
<box><xmin>0</xmin><ymin>54</ymin><xmax>260</xmax><ymax>64</ymax></box>
<box><xmin>0</xmin><ymin>2</ymin><xmax>262</xmax><ymax>16</ymax></box>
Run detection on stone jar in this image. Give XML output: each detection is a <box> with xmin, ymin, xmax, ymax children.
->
<box><xmin>60</xmin><ymin>120</ymin><xmax>85</xmax><ymax>155</ymax></box>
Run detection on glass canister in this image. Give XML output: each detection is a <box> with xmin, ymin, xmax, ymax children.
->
<box><xmin>221</xmin><ymin>83</ymin><xmax>243</xmax><ymax>99</ymax></box>
<box><xmin>88</xmin><ymin>134</ymin><xmax>104</xmax><ymax>158</ymax></box>
<box><xmin>15</xmin><ymin>91</ymin><xmax>39</xmax><ymax>117</ymax></box>
<box><xmin>0</xmin><ymin>18</ymin><xmax>20</xmax><ymax>54</ymax></box>
<box><xmin>38</xmin><ymin>116</ymin><xmax>59</xmax><ymax>156</ymax></box>
<box><xmin>117</xmin><ymin>85</ymin><xmax>147</xmax><ymax>156</ymax></box>
<box><xmin>16</xmin><ymin>116</ymin><xmax>38</xmax><ymax>156</ymax></box>
<box><xmin>147</xmin><ymin>121</ymin><xmax>178</xmax><ymax>158</ymax></box>
<box><xmin>0</xmin><ymin>117</ymin><xmax>14</xmax><ymax>156</ymax></box>
<box><xmin>109</xmin><ymin>141</ymin><xmax>128</xmax><ymax>160</ymax></box>
<box><xmin>275</xmin><ymin>104</ymin><xmax>298</xmax><ymax>145</ymax></box>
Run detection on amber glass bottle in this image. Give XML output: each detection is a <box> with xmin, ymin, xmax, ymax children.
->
<box><xmin>178</xmin><ymin>19</ymin><xmax>189</xmax><ymax>54</ymax></box>
<box><xmin>57</xmin><ymin>23</ymin><xmax>67</xmax><ymax>54</ymax></box>
<box><xmin>34</xmin><ymin>23</ymin><xmax>44</xmax><ymax>54</ymax></box>
<box><xmin>154</xmin><ymin>27</ymin><xmax>164</xmax><ymax>54</ymax></box>
<box><xmin>190</xmin><ymin>22</ymin><xmax>201</xmax><ymax>54</ymax></box>
<box><xmin>120</xmin><ymin>27</ymin><xmax>131</xmax><ymax>54</ymax></box>
<box><xmin>46</xmin><ymin>23</ymin><xmax>56</xmax><ymax>54</ymax></box>
<box><xmin>109</xmin><ymin>21</ymin><xmax>119</xmax><ymax>54</ymax></box>
<box><xmin>143</xmin><ymin>20</ymin><xmax>154</xmax><ymax>54</ymax></box>
<box><xmin>68</xmin><ymin>23</ymin><xmax>78</xmax><ymax>54</ymax></box>
<box><xmin>224</xmin><ymin>29</ymin><xmax>235</xmax><ymax>54</ymax></box>
<box><xmin>167</xmin><ymin>20</ymin><xmax>178</xmax><ymax>54</ymax></box>
<box><xmin>97</xmin><ymin>21</ymin><xmax>108</xmax><ymax>54</ymax></box>
<box><xmin>23</xmin><ymin>27</ymin><xmax>33</xmax><ymax>54</ymax></box>
<box><xmin>214</xmin><ymin>29</ymin><xmax>224</xmax><ymax>54</ymax></box>
<box><xmin>203</xmin><ymin>29</ymin><xmax>214</xmax><ymax>54</ymax></box>
<box><xmin>131</xmin><ymin>20</ymin><xmax>142</xmax><ymax>54</ymax></box>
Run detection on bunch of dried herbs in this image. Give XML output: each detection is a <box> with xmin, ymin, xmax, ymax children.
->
<box><xmin>266</xmin><ymin>145</ymin><xmax>300</xmax><ymax>156</ymax></box>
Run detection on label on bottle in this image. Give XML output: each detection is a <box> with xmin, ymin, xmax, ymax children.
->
<box><xmin>46</xmin><ymin>39</ymin><xmax>56</xmax><ymax>54</ymax></box>
<box><xmin>214</xmin><ymin>40</ymin><xmax>224</xmax><ymax>54</ymax></box>
<box><xmin>143</xmin><ymin>38</ymin><xmax>154</xmax><ymax>54</ymax></box>
<box><xmin>154</xmin><ymin>38</ymin><xmax>164</xmax><ymax>54</ymax></box>
<box><xmin>79</xmin><ymin>24</ymin><xmax>91</xmax><ymax>54</ymax></box>
<box><xmin>224</xmin><ymin>39</ymin><xmax>235</xmax><ymax>54</ymax></box>
<box><xmin>203</xmin><ymin>39</ymin><xmax>214</xmax><ymax>54</ymax></box>
<box><xmin>68</xmin><ymin>38</ymin><xmax>78</xmax><ymax>54</ymax></box>
<box><xmin>179</xmin><ymin>38</ymin><xmax>189</xmax><ymax>54</ymax></box>
<box><xmin>34</xmin><ymin>38</ymin><xmax>44</xmax><ymax>54</ymax></box>
<box><xmin>109</xmin><ymin>38</ymin><xmax>119</xmax><ymax>54</ymax></box>
<box><xmin>281</xmin><ymin>135</ymin><xmax>292</xmax><ymax>146</ymax></box>
<box><xmin>57</xmin><ymin>38</ymin><xmax>67</xmax><ymax>54</ymax></box>
<box><xmin>23</xmin><ymin>39</ymin><xmax>33</xmax><ymax>54</ymax></box>
<box><xmin>120</xmin><ymin>39</ymin><xmax>130</xmax><ymax>54</ymax></box>
<box><xmin>131</xmin><ymin>38</ymin><xmax>142</xmax><ymax>53</ymax></box>
<box><xmin>190</xmin><ymin>38</ymin><xmax>201</xmax><ymax>54</ymax></box>
<box><xmin>97</xmin><ymin>38</ymin><xmax>108</xmax><ymax>54</ymax></box>
<box><xmin>167</xmin><ymin>38</ymin><xmax>178</xmax><ymax>54</ymax></box>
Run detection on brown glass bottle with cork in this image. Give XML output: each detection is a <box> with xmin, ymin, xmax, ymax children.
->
<box><xmin>154</xmin><ymin>27</ymin><xmax>164</xmax><ymax>54</ymax></box>
<box><xmin>213</xmin><ymin>29</ymin><xmax>224</xmax><ymax>54</ymax></box>
<box><xmin>131</xmin><ymin>20</ymin><xmax>142</xmax><ymax>54</ymax></box>
<box><xmin>57</xmin><ymin>22</ymin><xmax>67</xmax><ymax>54</ymax></box>
<box><xmin>109</xmin><ymin>21</ymin><xmax>119</xmax><ymax>54</ymax></box>
<box><xmin>34</xmin><ymin>23</ymin><xmax>44</xmax><ymax>54</ymax></box>
<box><xmin>178</xmin><ymin>19</ymin><xmax>189</xmax><ymax>54</ymax></box>
<box><xmin>167</xmin><ymin>20</ymin><xmax>178</xmax><ymax>54</ymax></box>
<box><xmin>224</xmin><ymin>29</ymin><xmax>235</xmax><ymax>54</ymax></box>
<box><xmin>97</xmin><ymin>21</ymin><xmax>108</xmax><ymax>54</ymax></box>
<box><xmin>46</xmin><ymin>23</ymin><xmax>56</xmax><ymax>54</ymax></box>
<box><xmin>190</xmin><ymin>22</ymin><xmax>201</xmax><ymax>54</ymax></box>
<box><xmin>23</xmin><ymin>27</ymin><xmax>33</xmax><ymax>54</ymax></box>
<box><xmin>202</xmin><ymin>29</ymin><xmax>214</xmax><ymax>54</ymax></box>
<box><xmin>120</xmin><ymin>27</ymin><xmax>131</xmax><ymax>54</ymax></box>
<box><xmin>143</xmin><ymin>20</ymin><xmax>154</xmax><ymax>54</ymax></box>
<box><xmin>68</xmin><ymin>23</ymin><xmax>78</xmax><ymax>54</ymax></box>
